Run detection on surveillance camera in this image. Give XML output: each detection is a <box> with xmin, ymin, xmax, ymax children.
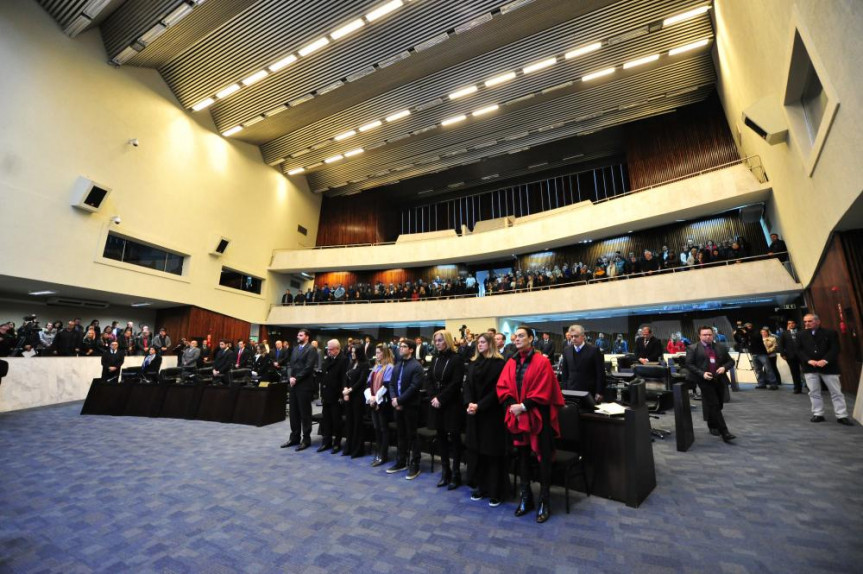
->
<box><xmin>111</xmin><ymin>216</ymin><xmax>122</xmax><ymax>225</ymax></box>
<box><xmin>129</xmin><ymin>138</ymin><xmax>139</xmax><ymax>147</ymax></box>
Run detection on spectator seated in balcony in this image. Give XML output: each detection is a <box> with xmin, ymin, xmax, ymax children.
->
<box><xmin>641</xmin><ymin>250</ymin><xmax>661</xmax><ymax>275</ymax></box>
<box><xmin>80</xmin><ymin>328</ymin><xmax>101</xmax><ymax>356</ymax></box>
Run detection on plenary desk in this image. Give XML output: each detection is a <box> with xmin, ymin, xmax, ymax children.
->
<box><xmin>580</xmin><ymin>407</ymin><xmax>656</xmax><ymax>508</ymax></box>
<box><xmin>80</xmin><ymin>380</ymin><xmax>132</xmax><ymax>416</ymax></box>
<box><xmin>233</xmin><ymin>384</ymin><xmax>288</xmax><ymax>426</ymax></box>
<box><xmin>124</xmin><ymin>383</ymin><xmax>168</xmax><ymax>417</ymax></box>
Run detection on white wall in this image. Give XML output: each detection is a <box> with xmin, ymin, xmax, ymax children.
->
<box><xmin>0</xmin><ymin>2</ymin><xmax>321</xmax><ymax>324</ymax></box>
<box><xmin>713</xmin><ymin>0</ymin><xmax>863</xmax><ymax>285</ymax></box>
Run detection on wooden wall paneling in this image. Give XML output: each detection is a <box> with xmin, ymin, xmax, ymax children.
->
<box><xmin>316</xmin><ymin>194</ymin><xmax>400</xmax><ymax>246</ymax></box>
<box><xmin>805</xmin><ymin>233</ymin><xmax>862</xmax><ymax>393</ymax></box>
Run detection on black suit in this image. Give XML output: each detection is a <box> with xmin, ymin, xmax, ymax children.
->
<box><xmin>537</xmin><ymin>338</ymin><xmax>555</xmax><ymax>359</ymax></box>
<box><xmin>212</xmin><ymin>347</ymin><xmax>236</xmax><ymax>375</ymax></box>
<box><xmin>560</xmin><ymin>343</ymin><xmax>606</xmax><ymax>397</ymax></box>
<box><xmin>319</xmin><ymin>352</ymin><xmax>348</xmax><ymax>447</ymax></box>
<box><xmin>686</xmin><ymin>342</ymin><xmax>734</xmax><ymax>434</ymax></box>
<box><xmin>388</xmin><ymin>357</ymin><xmax>425</xmax><ymax>467</ymax></box>
<box><xmin>635</xmin><ymin>336</ymin><xmax>663</xmax><ymax>363</ymax></box>
<box><xmin>101</xmin><ymin>349</ymin><xmax>125</xmax><ymax>382</ymax></box>
<box><xmin>251</xmin><ymin>354</ymin><xmax>274</xmax><ymax>382</ymax></box>
<box><xmin>289</xmin><ymin>344</ymin><xmax>318</xmax><ymax>445</ymax></box>
<box><xmin>778</xmin><ymin>329</ymin><xmax>803</xmax><ymax>392</ymax></box>
<box><xmin>140</xmin><ymin>353</ymin><xmax>161</xmax><ymax>382</ymax></box>
<box><xmin>233</xmin><ymin>346</ymin><xmax>252</xmax><ymax>369</ymax></box>
<box><xmin>270</xmin><ymin>347</ymin><xmax>289</xmax><ymax>380</ymax></box>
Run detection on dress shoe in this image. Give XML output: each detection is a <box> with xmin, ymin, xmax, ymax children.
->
<box><xmin>437</xmin><ymin>471</ymin><xmax>451</xmax><ymax>488</ymax></box>
<box><xmin>406</xmin><ymin>465</ymin><xmax>421</xmax><ymax>480</ymax></box>
<box><xmin>331</xmin><ymin>445</ymin><xmax>342</xmax><ymax>454</ymax></box>
<box><xmin>709</xmin><ymin>428</ymin><xmax>720</xmax><ymax>436</ymax></box>
<box><xmin>810</xmin><ymin>415</ymin><xmax>825</xmax><ymax>423</ymax></box>
<box><xmin>316</xmin><ymin>443</ymin><xmax>331</xmax><ymax>453</ymax></box>
<box><xmin>721</xmin><ymin>432</ymin><xmax>736</xmax><ymax>443</ymax></box>
<box><xmin>536</xmin><ymin>498</ymin><xmax>550</xmax><ymax>523</ymax></box>
<box><xmin>447</xmin><ymin>471</ymin><xmax>462</xmax><ymax>491</ymax></box>
<box><xmin>470</xmin><ymin>490</ymin><xmax>485</xmax><ymax>501</ymax></box>
<box><xmin>386</xmin><ymin>461</ymin><xmax>407</xmax><ymax>474</ymax></box>
<box><xmin>280</xmin><ymin>440</ymin><xmax>299</xmax><ymax>449</ymax></box>
<box><xmin>514</xmin><ymin>490</ymin><xmax>535</xmax><ymax>517</ymax></box>
<box><xmin>488</xmin><ymin>498</ymin><xmax>502</xmax><ymax>507</ymax></box>
<box><xmin>837</xmin><ymin>417</ymin><xmax>854</xmax><ymax>426</ymax></box>
<box><xmin>370</xmin><ymin>457</ymin><xmax>383</xmax><ymax>467</ymax></box>
<box><xmin>295</xmin><ymin>443</ymin><xmax>311</xmax><ymax>452</ymax></box>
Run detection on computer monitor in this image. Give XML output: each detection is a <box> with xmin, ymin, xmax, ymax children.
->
<box><xmin>562</xmin><ymin>389</ymin><xmax>597</xmax><ymax>411</ymax></box>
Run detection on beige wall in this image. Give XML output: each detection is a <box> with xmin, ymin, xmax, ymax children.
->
<box><xmin>713</xmin><ymin>0</ymin><xmax>863</xmax><ymax>285</ymax></box>
<box><xmin>0</xmin><ymin>2</ymin><xmax>321</xmax><ymax>324</ymax></box>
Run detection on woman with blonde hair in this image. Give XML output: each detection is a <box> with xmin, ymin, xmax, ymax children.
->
<box><xmin>365</xmin><ymin>344</ymin><xmax>394</xmax><ymax>467</ymax></box>
<box><xmin>428</xmin><ymin>330</ymin><xmax>466</xmax><ymax>489</ymax></box>
<box><xmin>464</xmin><ymin>332</ymin><xmax>508</xmax><ymax>506</ymax></box>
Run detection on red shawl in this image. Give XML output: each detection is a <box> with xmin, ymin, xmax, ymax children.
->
<box><xmin>496</xmin><ymin>351</ymin><xmax>564</xmax><ymax>458</ymax></box>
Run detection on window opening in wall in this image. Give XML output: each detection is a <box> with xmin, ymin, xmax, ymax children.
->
<box><xmin>799</xmin><ymin>62</ymin><xmax>826</xmax><ymax>144</ymax></box>
<box><xmin>103</xmin><ymin>232</ymin><xmax>184</xmax><ymax>276</ymax></box>
<box><xmin>219</xmin><ymin>267</ymin><xmax>262</xmax><ymax>294</ymax></box>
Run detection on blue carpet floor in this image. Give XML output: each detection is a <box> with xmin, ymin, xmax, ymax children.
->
<box><xmin>2</xmin><ymin>384</ymin><xmax>861</xmax><ymax>573</ymax></box>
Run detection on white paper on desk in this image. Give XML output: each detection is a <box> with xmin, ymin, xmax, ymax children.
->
<box><xmin>595</xmin><ymin>402</ymin><xmax>626</xmax><ymax>416</ymax></box>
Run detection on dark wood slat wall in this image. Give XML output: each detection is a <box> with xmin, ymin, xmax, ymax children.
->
<box><xmin>805</xmin><ymin>232</ymin><xmax>863</xmax><ymax>393</ymax></box>
<box><xmin>155</xmin><ymin>306</ymin><xmax>251</xmax><ymax>347</ymax></box>
<box><xmin>316</xmin><ymin>195</ymin><xmax>400</xmax><ymax>246</ymax></box>
<box><xmin>313</xmin><ymin>265</ymin><xmax>465</xmax><ymax>289</ymax></box>
<box><xmin>625</xmin><ymin>93</ymin><xmax>739</xmax><ymax>190</ymax></box>
<box><xmin>515</xmin><ymin>214</ymin><xmax>767</xmax><ymax>271</ymax></box>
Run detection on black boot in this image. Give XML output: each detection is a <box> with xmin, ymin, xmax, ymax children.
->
<box><xmin>447</xmin><ymin>469</ymin><xmax>462</xmax><ymax>491</ymax></box>
<box><xmin>536</xmin><ymin>496</ymin><xmax>550</xmax><ymax>523</ymax></box>
<box><xmin>437</xmin><ymin>462</ymin><xmax>452</xmax><ymax>488</ymax></box>
<box><xmin>514</xmin><ymin>486</ymin><xmax>535</xmax><ymax>517</ymax></box>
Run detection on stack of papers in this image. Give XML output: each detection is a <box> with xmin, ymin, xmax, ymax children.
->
<box><xmin>595</xmin><ymin>402</ymin><xmax>626</xmax><ymax>416</ymax></box>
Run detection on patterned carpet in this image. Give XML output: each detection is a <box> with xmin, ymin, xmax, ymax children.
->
<box><xmin>1</xmin><ymin>384</ymin><xmax>861</xmax><ymax>573</ymax></box>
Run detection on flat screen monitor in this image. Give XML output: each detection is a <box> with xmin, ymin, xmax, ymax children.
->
<box><xmin>562</xmin><ymin>389</ymin><xmax>596</xmax><ymax>411</ymax></box>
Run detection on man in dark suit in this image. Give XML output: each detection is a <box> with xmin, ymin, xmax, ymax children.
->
<box><xmin>686</xmin><ymin>326</ymin><xmax>736</xmax><ymax>442</ymax></box>
<box><xmin>282</xmin><ymin>329</ymin><xmax>319</xmax><ymax>450</ymax></box>
<box><xmin>386</xmin><ymin>339</ymin><xmax>425</xmax><ymax>480</ymax></box>
<box><xmin>271</xmin><ymin>340</ymin><xmax>288</xmax><ymax>380</ymax></box>
<box><xmin>140</xmin><ymin>347</ymin><xmax>162</xmax><ymax>382</ymax></box>
<box><xmin>536</xmin><ymin>332</ymin><xmax>555</xmax><ymax>360</ymax></box>
<box><xmin>211</xmin><ymin>339</ymin><xmax>236</xmax><ymax>383</ymax></box>
<box><xmin>504</xmin><ymin>333</ymin><xmax>518</xmax><ymax>359</ymax></box>
<box><xmin>100</xmin><ymin>340</ymin><xmax>124</xmax><ymax>382</ymax></box>
<box><xmin>494</xmin><ymin>332</ymin><xmax>513</xmax><ymax>361</ymax></box>
<box><xmin>363</xmin><ymin>336</ymin><xmax>374</xmax><ymax>360</ymax></box>
<box><xmin>281</xmin><ymin>289</ymin><xmax>293</xmax><ymax>305</ymax></box>
<box><xmin>635</xmin><ymin>326</ymin><xmax>663</xmax><ymax>364</ymax></box>
<box><xmin>413</xmin><ymin>336</ymin><xmax>430</xmax><ymax>364</ymax></box>
<box><xmin>233</xmin><ymin>339</ymin><xmax>252</xmax><ymax>369</ymax></box>
<box><xmin>797</xmin><ymin>314</ymin><xmax>852</xmax><ymax>425</ymax></box>
<box><xmin>318</xmin><ymin>339</ymin><xmax>348</xmax><ymax>453</ymax></box>
<box><xmin>779</xmin><ymin>319</ymin><xmax>804</xmax><ymax>394</ymax></box>
<box><xmin>560</xmin><ymin>324</ymin><xmax>606</xmax><ymax>401</ymax></box>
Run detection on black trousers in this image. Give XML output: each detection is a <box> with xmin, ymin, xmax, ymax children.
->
<box><xmin>476</xmin><ymin>453</ymin><xmax>507</xmax><ymax>500</ymax></box>
<box><xmin>320</xmin><ymin>401</ymin><xmax>343</xmax><ymax>446</ymax></box>
<box><xmin>786</xmin><ymin>358</ymin><xmax>803</xmax><ymax>391</ymax></box>
<box><xmin>289</xmin><ymin>380</ymin><xmax>314</xmax><ymax>444</ymax></box>
<box><xmin>370</xmin><ymin>405</ymin><xmax>390</xmax><ymax>460</ymax></box>
<box><xmin>519</xmin><ymin>405</ymin><xmax>554</xmax><ymax>499</ymax></box>
<box><xmin>395</xmin><ymin>405</ymin><xmax>421</xmax><ymax>466</ymax></box>
<box><xmin>344</xmin><ymin>397</ymin><xmax>366</xmax><ymax>456</ymax></box>
<box><xmin>437</xmin><ymin>427</ymin><xmax>463</xmax><ymax>474</ymax></box>
<box><xmin>697</xmin><ymin>377</ymin><xmax>728</xmax><ymax>433</ymax></box>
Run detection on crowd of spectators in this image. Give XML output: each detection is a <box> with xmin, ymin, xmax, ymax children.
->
<box><xmin>284</xmin><ymin>232</ymin><xmax>783</xmax><ymax>305</ymax></box>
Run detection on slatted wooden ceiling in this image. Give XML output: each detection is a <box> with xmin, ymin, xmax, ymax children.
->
<box><xmin>36</xmin><ymin>0</ymin><xmax>720</xmax><ymax>200</ymax></box>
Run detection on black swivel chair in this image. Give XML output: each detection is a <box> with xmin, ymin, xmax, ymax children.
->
<box><xmin>196</xmin><ymin>366</ymin><xmax>214</xmax><ymax>385</ymax></box>
<box><xmin>121</xmin><ymin>366</ymin><xmax>142</xmax><ymax>384</ymax></box>
<box><xmin>554</xmin><ymin>403</ymin><xmax>591</xmax><ymax>513</ymax></box>
<box><xmin>632</xmin><ymin>365</ymin><xmax>674</xmax><ymax>413</ymax></box>
<box><xmin>227</xmin><ymin>368</ymin><xmax>252</xmax><ymax>386</ymax></box>
<box><xmin>159</xmin><ymin>367</ymin><xmax>184</xmax><ymax>385</ymax></box>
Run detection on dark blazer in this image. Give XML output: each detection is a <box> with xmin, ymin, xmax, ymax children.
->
<box><xmin>778</xmin><ymin>330</ymin><xmax>800</xmax><ymax>360</ymax></box>
<box><xmin>212</xmin><ymin>347</ymin><xmax>236</xmax><ymax>373</ymax></box>
<box><xmin>271</xmin><ymin>346</ymin><xmax>289</xmax><ymax>368</ymax></box>
<box><xmin>503</xmin><ymin>343</ymin><xmax>517</xmax><ymax>359</ymax></box>
<box><xmin>141</xmin><ymin>353</ymin><xmax>162</xmax><ymax>380</ymax></box>
<box><xmin>101</xmin><ymin>349</ymin><xmax>125</xmax><ymax>381</ymax></box>
<box><xmin>346</xmin><ymin>360</ymin><xmax>371</xmax><ymax>399</ymax></box>
<box><xmin>290</xmin><ymin>343</ymin><xmax>318</xmax><ymax>383</ymax></box>
<box><xmin>537</xmin><ymin>339</ymin><xmax>555</xmax><ymax>358</ymax></box>
<box><xmin>251</xmin><ymin>353</ymin><xmax>274</xmax><ymax>381</ymax></box>
<box><xmin>685</xmin><ymin>342</ymin><xmax>734</xmax><ymax>383</ymax></box>
<box><xmin>233</xmin><ymin>346</ymin><xmax>252</xmax><ymax>369</ymax></box>
<box><xmin>427</xmin><ymin>350</ymin><xmax>466</xmax><ymax>433</ymax></box>
<box><xmin>320</xmin><ymin>352</ymin><xmax>348</xmax><ymax>404</ymax></box>
<box><xmin>560</xmin><ymin>343</ymin><xmax>606</xmax><ymax>397</ymax></box>
<box><xmin>796</xmin><ymin>327</ymin><xmax>840</xmax><ymax>375</ymax></box>
<box><xmin>388</xmin><ymin>356</ymin><xmax>424</xmax><ymax>407</ymax></box>
<box><xmin>635</xmin><ymin>336</ymin><xmax>664</xmax><ymax>362</ymax></box>
<box><xmin>464</xmin><ymin>356</ymin><xmax>507</xmax><ymax>456</ymax></box>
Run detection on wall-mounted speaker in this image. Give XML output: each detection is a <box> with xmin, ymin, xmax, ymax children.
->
<box><xmin>210</xmin><ymin>237</ymin><xmax>230</xmax><ymax>256</ymax></box>
<box><xmin>741</xmin><ymin>96</ymin><xmax>788</xmax><ymax>145</ymax></box>
<box><xmin>71</xmin><ymin>176</ymin><xmax>111</xmax><ymax>212</ymax></box>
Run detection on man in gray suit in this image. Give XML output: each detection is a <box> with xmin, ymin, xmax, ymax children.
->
<box><xmin>181</xmin><ymin>340</ymin><xmax>201</xmax><ymax>368</ymax></box>
<box><xmin>281</xmin><ymin>329</ymin><xmax>318</xmax><ymax>451</ymax></box>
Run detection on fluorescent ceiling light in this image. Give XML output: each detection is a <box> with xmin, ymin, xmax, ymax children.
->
<box><xmin>331</xmin><ymin>18</ymin><xmax>365</xmax><ymax>40</ymax></box>
<box><xmin>289</xmin><ymin>94</ymin><xmax>314</xmax><ymax>107</ymax></box>
<box><xmin>307</xmin><ymin>162</ymin><xmax>324</xmax><ymax>169</ymax></box>
<box><xmin>582</xmin><ymin>67</ymin><xmax>616</xmax><ymax>81</ymax></box>
<box><xmin>192</xmin><ymin>97</ymin><xmax>215</xmax><ymax>111</ymax></box>
<box><xmin>385</xmin><ymin>109</ymin><xmax>410</xmax><ymax>122</ymax></box>
<box><xmin>138</xmin><ymin>23</ymin><xmax>167</xmax><ymax>46</ymax></box>
<box><xmin>324</xmin><ymin>155</ymin><xmax>344</xmax><ymax>163</ymax></box>
<box><xmin>441</xmin><ymin>114</ymin><xmax>467</xmax><ymax>126</ymax></box>
<box><xmin>28</xmin><ymin>290</ymin><xmax>57</xmax><ymax>296</ymax></box>
<box><xmin>334</xmin><ymin>130</ymin><xmax>356</xmax><ymax>141</ymax></box>
<box><xmin>344</xmin><ymin>148</ymin><xmax>364</xmax><ymax>157</ymax></box>
<box><xmin>82</xmin><ymin>0</ymin><xmax>112</xmax><ymax>18</ymax></box>
<box><xmin>163</xmin><ymin>3</ymin><xmax>193</xmax><ymax>27</ymax></box>
<box><xmin>268</xmin><ymin>54</ymin><xmax>297</xmax><ymax>72</ymax></box>
<box><xmin>522</xmin><ymin>57</ymin><xmax>556</xmax><ymax>74</ymax></box>
<box><xmin>366</xmin><ymin>0</ymin><xmax>403</xmax><ymax>22</ymax></box>
<box><xmin>264</xmin><ymin>105</ymin><xmax>288</xmax><ymax>117</ymax></box>
<box><xmin>241</xmin><ymin>70</ymin><xmax>268</xmax><ymax>86</ymax></box>
<box><xmin>111</xmin><ymin>45</ymin><xmax>139</xmax><ymax>65</ymax></box>
<box><xmin>130</xmin><ymin>302</ymin><xmax>152</xmax><ymax>307</ymax></box>
<box><xmin>299</xmin><ymin>37</ymin><xmax>329</xmax><ymax>57</ymax></box>
<box><xmin>222</xmin><ymin>126</ymin><xmax>243</xmax><ymax>137</ymax></box>
<box><xmin>216</xmin><ymin>84</ymin><xmax>240</xmax><ymax>99</ymax></box>
<box><xmin>484</xmin><ymin>71</ymin><xmax>516</xmax><ymax>87</ymax></box>
<box><xmin>448</xmin><ymin>85</ymin><xmax>477</xmax><ymax>100</ymax></box>
<box><xmin>669</xmin><ymin>38</ymin><xmax>710</xmax><ymax>55</ymax></box>
<box><xmin>472</xmin><ymin>104</ymin><xmax>499</xmax><ymax>116</ymax></box>
<box><xmin>663</xmin><ymin>5</ymin><xmax>710</xmax><ymax>27</ymax></box>
<box><xmin>622</xmin><ymin>54</ymin><xmax>659</xmax><ymax>69</ymax></box>
<box><xmin>64</xmin><ymin>14</ymin><xmax>92</xmax><ymax>37</ymax></box>
<box><xmin>359</xmin><ymin>120</ymin><xmax>382</xmax><ymax>132</ymax></box>
<box><xmin>288</xmin><ymin>167</ymin><xmax>305</xmax><ymax>175</ymax></box>
<box><xmin>243</xmin><ymin>115</ymin><xmax>264</xmax><ymax>127</ymax></box>
<box><xmin>565</xmin><ymin>42</ymin><xmax>602</xmax><ymax>59</ymax></box>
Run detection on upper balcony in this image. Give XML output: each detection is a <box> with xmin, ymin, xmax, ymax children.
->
<box><xmin>270</xmin><ymin>158</ymin><xmax>770</xmax><ymax>273</ymax></box>
<box><xmin>266</xmin><ymin>256</ymin><xmax>801</xmax><ymax>327</ymax></box>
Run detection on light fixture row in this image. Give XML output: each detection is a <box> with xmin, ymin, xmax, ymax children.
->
<box><xmin>277</xmin><ymin>35</ymin><xmax>712</xmax><ymax>174</ymax></box>
<box><xmin>190</xmin><ymin>0</ymin><xmax>408</xmax><ymax>113</ymax></box>
<box><xmin>110</xmin><ymin>1</ymin><xmax>209</xmax><ymax>65</ymax></box>
<box><xmin>262</xmin><ymin>4</ymin><xmax>711</xmax><ymax>164</ymax></box>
